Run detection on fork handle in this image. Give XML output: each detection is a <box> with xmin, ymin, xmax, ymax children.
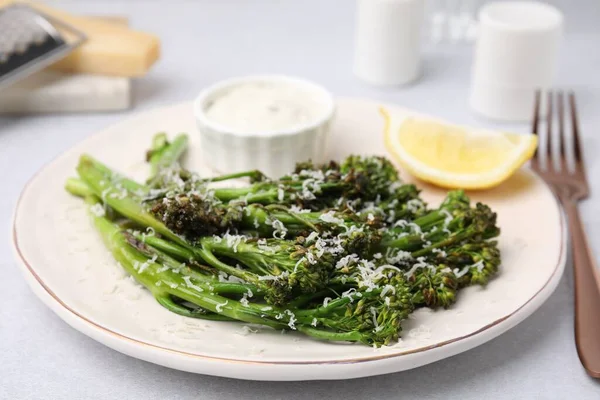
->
<box><xmin>562</xmin><ymin>198</ymin><xmax>600</xmax><ymax>378</ymax></box>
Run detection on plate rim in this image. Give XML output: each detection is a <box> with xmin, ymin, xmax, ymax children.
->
<box><xmin>10</xmin><ymin>98</ymin><xmax>567</xmax><ymax>370</ymax></box>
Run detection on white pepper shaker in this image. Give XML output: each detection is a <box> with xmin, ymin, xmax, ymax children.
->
<box><xmin>354</xmin><ymin>0</ymin><xmax>425</xmax><ymax>86</ymax></box>
<box><xmin>469</xmin><ymin>1</ymin><xmax>563</xmax><ymax>121</ymax></box>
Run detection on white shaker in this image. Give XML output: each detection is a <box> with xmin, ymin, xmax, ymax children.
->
<box><xmin>354</xmin><ymin>0</ymin><xmax>425</xmax><ymax>86</ymax></box>
<box><xmin>469</xmin><ymin>1</ymin><xmax>563</xmax><ymax>121</ymax></box>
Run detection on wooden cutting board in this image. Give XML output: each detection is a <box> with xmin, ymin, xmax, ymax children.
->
<box><xmin>0</xmin><ymin>16</ymin><xmax>131</xmax><ymax>114</ymax></box>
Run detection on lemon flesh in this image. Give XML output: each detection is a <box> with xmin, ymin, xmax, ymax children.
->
<box><xmin>382</xmin><ymin>108</ymin><xmax>537</xmax><ymax>189</ymax></box>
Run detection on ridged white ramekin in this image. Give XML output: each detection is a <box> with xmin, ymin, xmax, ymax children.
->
<box><xmin>194</xmin><ymin>75</ymin><xmax>335</xmax><ymax>178</ymax></box>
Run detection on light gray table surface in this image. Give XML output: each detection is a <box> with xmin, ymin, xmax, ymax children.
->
<box><xmin>2</xmin><ymin>1</ymin><xmax>600</xmax><ymax>398</ymax></box>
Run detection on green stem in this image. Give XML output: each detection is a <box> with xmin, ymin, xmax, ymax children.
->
<box><xmin>86</xmin><ymin>196</ymin><xmax>285</xmax><ymax>329</ymax></box>
<box><xmin>197</xmin><ymin>247</ymin><xmax>261</xmax><ymax>286</ymax></box>
<box><xmin>297</xmin><ymin>326</ymin><xmax>362</xmax><ymax>343</ymax></box>
<box><xmin>77</xmin><ymin>154</ymin><xmax>186</xmax><ymax>246</ymax></box>
<box><xmin>148</xmin><ymin>133</ymin><xmax>189</xmax><ymax>181</ymax></box>
<box><xmin>411</xmin><ymin>228</ymin><xmax>476</xmax><ymax>258</ymax></box>
<box><xmin>294</xmin><ymin>289</ymin><xmax>381</xmax><ymax>318</ymax></box>
<box><xmin>207</xmin><ymin>170</ymin><xmax>265</xmax><ymax>183</ymax></box>
<box><xmin>147</xmin><ymin>132</ymin><xmax>169</xmax><ymax>178</ymax></box>
<box><xmin>135</xmin><ymin>234</ymin><xmax>196</xmax><ymax>261</ymax></box>
<box><xmin>156</xmin><ymin>295</ymin><xmax>234</xmax><ymax>321</ymax></box>
<box><xmin>287</xmin><ymin>286</ymin><xmax>347</xmax><ymax>309</ymax></box>
<box><xmin>128</xmin><ymin>232</ymin><xmax>261</xmax><ymax>296</ymax></box>
<box><xmin>82</xmin><ymin>154</ymin><xmax>145</xmax><ymax>193</ymax></box>
<box><xmin>65</xmin><ymin>177</ymin><xmax>93</xmax><ymax>197</ymax></box>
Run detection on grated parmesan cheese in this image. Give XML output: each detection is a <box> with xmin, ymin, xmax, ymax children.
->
<box><xmin>237</xmin><ymin>326</ymin><xmax>258</xmax><ymax>336</ymax></box>
<box><xmin>305</xmin><ymin>231</ymin><xmax>320</xmax><ymax>243</ymax></box>
<box><xmin>474</xmin><ymin>260</ymin><xmax>485</xmax><ymax>272</ymax></box>
<box><xmin>285</xmin><ymin>309</ymin><xmax>297</xmax><ymax>330</ymax></box>
<box><xmin>293</xmin><ymin>257</ymin><xmax>306</xmax><ymax>273</ymax></box>
<box><xmin>298</xmin><ymin>169</ymin><xmax>325</xmax><ymax>181</ymax></box>
<box><xmin>215</xmin><ymin>300</ymin><xmax>228</xmax><ymax>312</ymax></box>
<box><xmin>90</xmin><ymin>203</ymin><xmax>106</xmax><ymax>217</ymax></box>
<box><xmin>258</xmin><ymin>271</ymin><xmax>289</xmax><ymax>281</ymax></box>
<box><xmin>385</xmin><ymin>249</ymin><xmax>412</xmax><ymax>264</ymax></box>
<box><xmin>223</xmin><ymin>232</ymin><xmax>246</xmax><ymax>252</ymax></box>
<box><xmin>289</xmin><ymin>204</ymin><xmax>311</xmax><ymax>214</ymax></box>
<box><xmin>314</xmin><ymin>238</ymin><xmax>327</xmax><ymax>258</ymax></box>
<box><xmin>380</xmin><ymin>284</ymin><xmax>396</xmax><ymax>297</ymax></box>
<box><xmin>182</xmin><ymin>276</ymin><xmax>204</xmax><ymax>292</ymax></box>
<box><xmin>404</xmin><ymin>258</ymin><xmax>433</xmax><ymax>278</ymax></box>
<box><xmin>335</xmin><ymin>254</ymin><xmax>359</xmax><ymax>269</ymax></box>
<box><xmin>406</xmin><ymin>199</ymin><xmax>425</xmax><ymax>213</ymax></box>
<box><xmin>157</xmin><ymin>265</ymin><xmax>170</xmax><ymax>273</ymax></box>
<box><xmin>431</xmin><ymin>248</ymin><xmax>447</xmax><ymax>257</ymax></box>
<box><xmin>441</xmin><ymin>209</ymin><xmax>453</xmax><ymax>227</ymax></box>
<box><xmin>319</xmin><ymin>210</ymin><xmax>344</xmax><ymax>225</ymax></box>
<box><xmin>270</xmin><ymin>218</ymin><xmax>287</xmax><ymax>239</ymax></box>
<box><xmin>370</xmin><ymin>307</ymin><xmax>382</xmax><ymax>332</ymax></box>
<box><xmin>453</xmin><ymin>265</ymin><xmax>471</xmax><ymax>278</ymax></box>
<box><xmin>341</xmin><ymin>288</ymin><xmax>358</xmax><ymax>302</ymax></box>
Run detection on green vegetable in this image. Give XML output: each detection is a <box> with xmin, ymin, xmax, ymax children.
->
<box><xmin>64</xmin><ymin>132</ymin><xmax>501</xmax><ymax>347</ymax></box>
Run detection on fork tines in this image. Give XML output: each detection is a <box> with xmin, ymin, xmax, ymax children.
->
<box><xmin>531</xmin><ymin>90</ymin><xmax>583</xmax><ymax>173</ymax></box>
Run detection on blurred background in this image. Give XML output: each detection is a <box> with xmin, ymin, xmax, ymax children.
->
<box><xmin>1</xmin><ymin>0</ymin><xmax>597</xmax><ymax>119</ymax></box>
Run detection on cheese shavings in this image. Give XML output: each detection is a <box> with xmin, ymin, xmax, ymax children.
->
<box><xmin>182</xmin><ymin>276</ymin><xmax>204</xmax><ymax>292</ymax></box>
<box><xmin>90</xmin><ymin>203</ymin><xmax>106</xmax><ymax>217</ymax></box>
<box><xmin>215</xmin><ymin>300</ymin><xmax>229</xmax><ymax>312</ymax></box>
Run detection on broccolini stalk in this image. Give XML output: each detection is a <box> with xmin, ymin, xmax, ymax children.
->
<box><xmin>202</xmin><ymin>236</ymin><xmax>335</xmax><ymax>296</ymax></box>
<box><xmin>89</xmin><ymin>196</ymin><xmax>412</xmax><ymax>345</ymax></box>
<box><xmin>66</xmin><ymin>145</ymin><xmax>504</xmax><ymax>347</ymax></box>
<box><xmin>85</xmin><ymin>195</ymin><xmax>287</xmax><ymax>326</ymax></box>
<box><xmin>81</xmin><ymin>154</ymin><xmax>145</xmax><ymax>194</ymax></box>
<box><xmin>149</xmin><ymin>194</ymin><xmax>362</xmax><ymax>240</ymax></box>
<box><xmin>77</xmin><ymin>155</ymin><xmax>188</xmax><ymax>247</ymax></box>
<box><xmin>297</xmin><ymin>288</ymin><xmax>413</xmax><ymax>346</ymax></box>
<box><xmin>146</xmin><ymin>133</ymin><xmax>189</xmax><ymax>184</ymax></box>
<box><xmin>380</xmin><ymin>192</ymin><xmax>500</xmax><ymax>252</ymax></box>
<box><xmin>131</xmin><ymin>232</ymin><xmax>195</xmax><ymax>261</ymax></box>
<box><xmin>146</xmin><ymin>155</ymin><xmax>408</xmax><ymax>209</ymax></box>
<box><xmin>148</xmin><ymin>186</ymin><xmax>421</xmax><ymax>241</ymax></box>
<box><xmin>126</xmin><ymin>232</ymin><xmax>262</xmax><ymax>297</ymax></box>
<box><xmin>65</xmin><ymin>177</ymin><xmax>93</xmax><ymax>198</ymax></box>
<box><xmin>146</xmin><ymin>133</ymin><xmax>169</xmax><ymax>168</ymax></box>
<box><xmin>196</xmin><ymin>245</ymin><xmax>295</xmax><ymax>306</ymax></box>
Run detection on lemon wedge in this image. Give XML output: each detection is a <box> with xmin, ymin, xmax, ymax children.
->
<box><xmin>382</xmin><ymin>108</ymin><xmax>538</xmax><ymax>189</ymax></box>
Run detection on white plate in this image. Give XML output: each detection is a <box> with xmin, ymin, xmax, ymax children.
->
<box><xmin>11</xmin><ymin>98</ymin><xmax>566</xmax><ymax>381</ymax></box>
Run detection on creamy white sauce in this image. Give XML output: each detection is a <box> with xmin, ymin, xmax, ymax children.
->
<box><xmin>205</xmin><ymin>82</ymin><xmax>323</xmax><ymax>134</ymax></box>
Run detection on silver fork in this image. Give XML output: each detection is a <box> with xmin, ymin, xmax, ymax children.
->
<box><xmin>531</xmin><ymin>90</ymin><xmax>600</xmax><ymax>378</ymax></box>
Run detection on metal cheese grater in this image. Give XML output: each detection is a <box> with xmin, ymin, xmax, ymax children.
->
<box><xmin>0</xmin><ymin>4</ymin><xmax>86</xmax><ymax>90</ymax></box>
